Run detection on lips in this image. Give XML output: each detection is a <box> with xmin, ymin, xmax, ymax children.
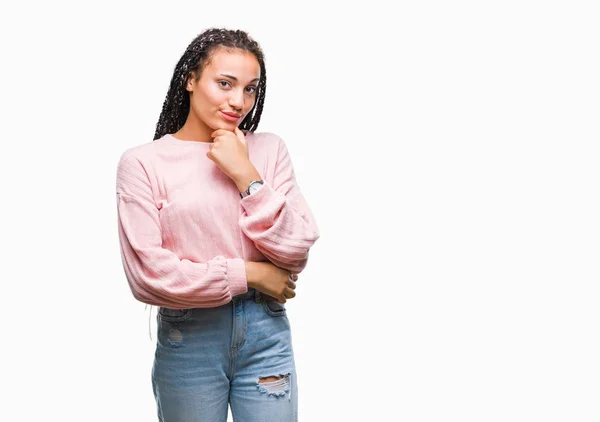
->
<box><xmin>220</xmin><ymin>111</ymin><xmax>241</xmax><ymax>122</ymax></box>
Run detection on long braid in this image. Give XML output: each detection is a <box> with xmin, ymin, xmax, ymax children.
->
<box><xmin>153</xmin><ymin>28</ymin><xmax>267</xmax><ymax>141</ymax></box>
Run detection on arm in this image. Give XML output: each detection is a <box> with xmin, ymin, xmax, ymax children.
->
<box><xmin>116</xmin><ymin>153</ymin><xmax>248</xmax><ymax>309</ymax></box>
<box><xmin>237</xmin><ymin>134</ymin><xmax>320</xmax><ymax>273</ymax></box>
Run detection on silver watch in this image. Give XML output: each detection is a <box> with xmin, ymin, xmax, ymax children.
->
<box><xmin>240</xmin><ymin>180</ymin><xmax>264</xmax><ymax>198</ymax></box>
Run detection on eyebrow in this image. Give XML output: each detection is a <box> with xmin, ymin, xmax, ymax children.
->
<box><xmin>219</xmin><ymin>73</ymin><xmax>260</xmax><ymax>83</ymax></box>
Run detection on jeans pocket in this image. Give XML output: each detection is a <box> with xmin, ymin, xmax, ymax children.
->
<box><xmin>158</xmin><ymin>307</ymin><xmax>193</xmax><ymax>323</ymax></box>
<box><xmin>260</xmin><ymin>298</ymin><xmax>287</xmax><ymax>317</ymax></box>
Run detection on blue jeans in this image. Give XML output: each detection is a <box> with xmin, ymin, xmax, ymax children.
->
<box><xmin>151</xmin><ymin>288</ymin><xmax>298</xmax><ymax>421</ymax></box>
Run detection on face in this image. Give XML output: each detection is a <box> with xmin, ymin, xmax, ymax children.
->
<box><xmin>186</xmin><ymin>47</ymin><xmax>260</xmax><ymax>134</ymax></box>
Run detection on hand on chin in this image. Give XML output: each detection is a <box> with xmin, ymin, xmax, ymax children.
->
<box><xmin>212</xmin><ymin>122</ymin><xmax>237</xmax><ymax>133</ymax></box>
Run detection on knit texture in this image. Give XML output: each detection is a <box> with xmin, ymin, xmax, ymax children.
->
<box><xmin>116</xmin><ymin>131</ymin><xmax>320</xmax><ymax>309</ymax></box>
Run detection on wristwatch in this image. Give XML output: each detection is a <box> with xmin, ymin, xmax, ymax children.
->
<box><xmin>240</xmin><ymin>180</ymin><xmax>264</xmax><ymax>199</ymax></box>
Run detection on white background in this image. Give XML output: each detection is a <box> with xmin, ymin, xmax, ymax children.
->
<box><xmin>1</xmin><ymin>1</ymin><xmax>598</xmax><ymax>421</ymax></box>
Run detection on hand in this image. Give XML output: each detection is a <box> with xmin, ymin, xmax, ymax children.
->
<box><xmin>207</xmin><ymin>127</ymin><xmax>253</xmax><ymax>181</ymax></box>
<box><xmin>247</xmin><ymin>262</ymin><xmax>299</xmax><ymax>304</ymax></box>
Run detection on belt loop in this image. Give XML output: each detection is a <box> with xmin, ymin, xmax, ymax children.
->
<box><xmin>254</xmin><ymin>289</ymin><xmax>261</xmax><ymax>303</ymax></box>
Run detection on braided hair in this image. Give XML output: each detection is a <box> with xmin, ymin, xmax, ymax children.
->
<box><xmin>153</xmin><ymin>28</ymin><xmax>267</xmax><ymax>141</ymax></box>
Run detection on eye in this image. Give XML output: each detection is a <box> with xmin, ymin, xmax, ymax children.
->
<box><xmin>246</xmin><ymin>86</ymin><xmax>257</xmax><ymax>95</ymax></box>
<box><xmin>218</xmin><ymin>80</ymin><xmax>231</xmax><ymax>88</ymax></box>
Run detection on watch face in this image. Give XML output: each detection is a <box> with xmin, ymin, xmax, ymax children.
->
<box><xmin>249</xmin><ymin>181</ymin><xmax>263</xmax><ymax>194</ymax></box>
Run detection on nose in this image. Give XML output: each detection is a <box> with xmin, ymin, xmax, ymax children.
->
<box><xmin>228</xmin><ymin>88</ymin><xmax>244</xmax><ymax>112</ymax></box>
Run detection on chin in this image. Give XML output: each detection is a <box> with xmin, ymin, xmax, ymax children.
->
<box><xmin>212</xmin><ymin>123</ymin><xmax>235</xmax><ymax>132</ymax></box>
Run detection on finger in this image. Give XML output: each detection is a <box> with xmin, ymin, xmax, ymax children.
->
<box><xmin>287</xmin><ymin>279</ymin><xmax>296</xmax><ymax>289</ymax></box>
<box><xmin>211</xmin><ymin>133</ymin><xmax>228</xmax><ymax>143</ymax></box>
<box><xmin>210</xmin><ymin>129</ymin><xmax>230</xmax><ymax>138</ymax></box>
<box><xmin>234</xmin><ymin>126</ymin><xmax>247</xmax><ymax>146</ymax></box>
<box><xmin>284</xmin><ymin>287</ymin><xmax>296</xmax><ymax>299</ymax></box>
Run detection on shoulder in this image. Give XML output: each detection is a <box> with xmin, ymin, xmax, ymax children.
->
<box><xmin>116</xmin><ymin>136</ymin><xmax>165</xmax><ymax>174</ymax></box>
<box><xmin>118</xmin><ymin>135</ymin><xmax>169</xmax><ymax>164</ymax></box>
<box><xmin>244</xmin><ymin>130</ymin><xmax>287</xmax><ymax>151</ymax></box>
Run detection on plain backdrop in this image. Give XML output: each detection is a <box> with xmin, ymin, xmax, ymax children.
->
<box><xmin>1</xmin><ymin>0</ymin><xmax>599</xmax><ymax>421</ymax></box>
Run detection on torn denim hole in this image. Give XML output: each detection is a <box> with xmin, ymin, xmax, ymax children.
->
<box><xmin>256</xmin><ymin>372</ymin><xmax>292</xmax><ymax>401</ymax></box>
<box><xmin>167</xmin><ymin>328</ymin><xmax>183</xmax><ymax>347</ymax></box>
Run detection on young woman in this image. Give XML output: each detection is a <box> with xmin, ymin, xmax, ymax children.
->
<box><xmin>115</xmin><ymin>27</ymin><xmax>320</xmax><ymax>421</ymax></box>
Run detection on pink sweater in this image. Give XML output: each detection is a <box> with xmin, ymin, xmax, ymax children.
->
<box><xmin>116</xmin><ymin>131</ymin><xmax>320</xmax><ymax>309</ymax></box>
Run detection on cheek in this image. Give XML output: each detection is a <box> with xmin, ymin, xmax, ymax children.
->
<box><xmin>203</xmin><ymin>84</ymin><xmax>227</xmax><ymax>105</ymax></box>
<box><xmin>191</xmin><ymin>87</ymin><xmax>223</xmax><ymax>116</ymax></box>
<box><xmin>245</xmin><ymin>97</ymin><xmax>257</xmax><ymax>112</ymax></box>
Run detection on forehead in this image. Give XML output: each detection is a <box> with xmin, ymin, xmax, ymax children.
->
<box><xmin>205</xmin><ymin>48</ymin><xmax>260</xmax><ymax>80</ymax></box>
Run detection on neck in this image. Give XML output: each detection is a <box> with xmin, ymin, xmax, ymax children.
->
<box><xmin>174</xmin><ymin>113</ymin><xmax>213</xmax><ymax>143</ymax></box>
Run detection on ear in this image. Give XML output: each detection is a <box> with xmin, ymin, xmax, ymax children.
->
<box><xmin>185</xmin><ymin>72</ymin><xmax>196</xmax><ymax>92</ymax></box>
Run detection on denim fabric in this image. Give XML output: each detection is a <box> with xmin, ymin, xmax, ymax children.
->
<box><xmin>151</xmin><ymin>288</ymin><xmax>298</xmax><ymax>421</ymax></box>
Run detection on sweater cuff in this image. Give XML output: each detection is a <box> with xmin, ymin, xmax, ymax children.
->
<box><xmin>227</xmin><ymin>258</ymin><xmax>248</xmax><ymax>297</ymax></box>
<box><xmin>240</xmin><ymin>182</ymin><xmax>285</xmax><ymax>215</ymax></box>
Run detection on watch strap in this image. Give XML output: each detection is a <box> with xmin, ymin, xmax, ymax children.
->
<box><xmin>239</xmin><ymin>180</ymin><xmax>263</xmax><ymax>199</ymax></box>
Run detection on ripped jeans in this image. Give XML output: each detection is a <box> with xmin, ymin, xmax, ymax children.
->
<box><xmin>151</xmin><ymin>288</ymin><xmax>298</xmax><ymax>421</ymax></box>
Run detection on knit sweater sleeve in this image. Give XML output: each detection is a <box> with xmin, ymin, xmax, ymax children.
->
<box><xmin>116</xmin><ymin>153</ymin><xmax>248</xmax><ymax>309</ymax></box>
<box><xmin>238</xmin><ymin>134</ymin><xmax>320</xmax><ymax>273</ymax></box>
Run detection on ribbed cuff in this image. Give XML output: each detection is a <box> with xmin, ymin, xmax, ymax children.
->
<box><xmin>240</xmin><ymin>182</ymin><xmax>286</xmax><ymax>216</ymax></box>
<box><xmin>227</xmin><ymin>258</ymin><xmax>248</xmax><ymax>297</ymax></box>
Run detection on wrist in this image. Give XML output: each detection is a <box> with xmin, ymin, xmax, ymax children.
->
<box><xmin>245</xmin><ymin>262</ymin><xmax>258</xmax><ymax>288</ymax></box>
<box><xmin>234</xmin><ymin>166</ymin><xmax>262</xmax><ymax>193</ymax></box>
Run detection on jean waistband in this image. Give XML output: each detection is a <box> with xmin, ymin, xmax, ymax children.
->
<box><xmin>233</xmin><ymin>287</ymin><xmax>260</xmax><ymax>301</ymax></box>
